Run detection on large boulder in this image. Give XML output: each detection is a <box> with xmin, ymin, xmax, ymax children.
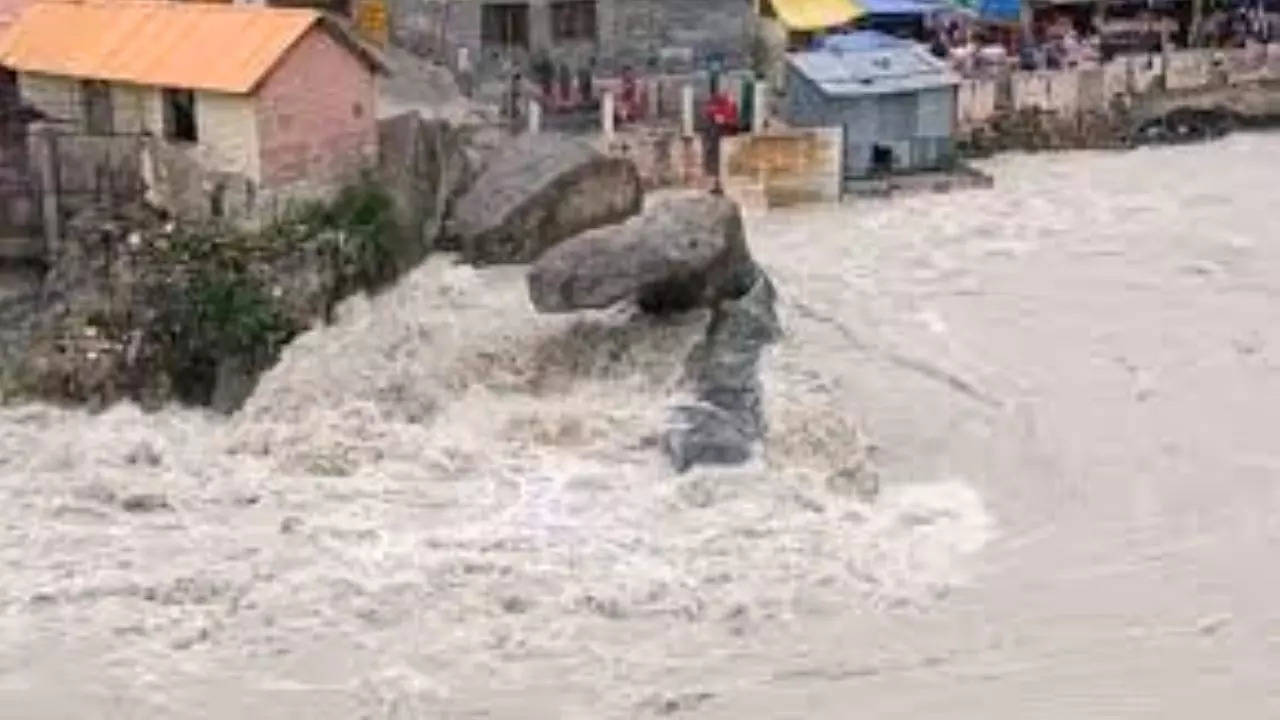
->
<box><xmin>452</xmin><ymin>133</ymin><xmax>642</xmax><ymax>265</ymax></box>
<box><xmin>527</xmin><ymin>191</ymin><xmax>755</xmax><ymax>315</ymax></box>
<box><xmin>663</xmin><ymin>268</ymin><xmax>781</xmax><ymax>472</ymax></box>
<box><xmin>377</xmin><ymin>113</ymin><xmax>473</xmax><ymax>250</ymax></box>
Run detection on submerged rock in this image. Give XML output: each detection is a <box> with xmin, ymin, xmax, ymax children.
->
<box><xmin>663</xmin><ymin>268</ymin><xmax>781</xmax><ymax>473</ymax></box>
<box><xmin>452</xmin><ymin>133</ymin><xmax>642</xmax><ymax>265</ymax></box>
<box><xmin>527</xmin><ymin>191</ymin><xmax>754</xmax><ymax>315</ymax></box>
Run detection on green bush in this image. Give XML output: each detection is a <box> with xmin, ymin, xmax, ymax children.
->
<box><xmin>158</xmin><ymin>269</ymin><xmax>295</xmax><ymax>405</ymax></box>
<box><xmin>158</xmin><ymin>175</ymin><xmax>403</xmax><ymax>407</ymax></box>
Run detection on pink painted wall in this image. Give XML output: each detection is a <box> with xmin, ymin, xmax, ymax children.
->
<box><xmin>256</xmin><ymin>25</ymin><xmax>376</xmax><ymax>190</ymax></box>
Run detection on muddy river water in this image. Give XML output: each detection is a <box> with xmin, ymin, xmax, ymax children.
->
<box><xmin>2</xmin><ymin>136</ymin><xmax>1278</xmax><ymax>718</ymax></box>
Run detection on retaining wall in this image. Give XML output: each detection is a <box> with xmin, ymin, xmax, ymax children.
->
<box><xmin>958</xmin><ymin>44</ymin><xmax>1280</xmax><ymax>147</ymax></box>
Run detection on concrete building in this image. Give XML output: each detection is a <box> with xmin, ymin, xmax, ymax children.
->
<box><xmin>406</xmin><ymin>0</ymin><xmax>755</xmax><ymax>78</ymax></box>
<box><xmin>0</xmin><ymin>0</ymin><xmax>385</xmax><ymax>217</ymax></box>
<box><xmin>783</xmin><ymin>31</ymin><xmax>959</xmax><ymax>179</ymax></box>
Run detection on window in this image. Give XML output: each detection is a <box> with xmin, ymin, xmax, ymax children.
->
<box><xmin>81</xmin><ymin>80</ymin><xmax>114</xmax><ymax>135</ymax></box>
<box><xmin>481</xmin><ymin>3</ymin><xmax>529</xmax><ymax>48</ymax></box>
<box><xmin>162</xmin><ymin>88</ymin><xmax>197</xmax><ymax>143</ymax></box>
<box><xmin>551</xmin><ymin>0</ymin><xmax>596</xmax><ymax>42</ymax></box>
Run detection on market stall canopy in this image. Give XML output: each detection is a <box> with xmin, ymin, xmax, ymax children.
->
<box><xmin>951</xmin><ymin>0</ymin><xmax>1021</xmax><ymax>23</ymax></box>
<box><xmin>770</xmin><ymin>0</ymin><xmax>867</xmax><ymax>31</ymax></box>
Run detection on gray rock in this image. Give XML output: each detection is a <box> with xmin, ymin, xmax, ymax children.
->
<box><xmin>377</xmin><ymin>112</ymin><xmax>473</xmax><ymax>251</ymax></box>
<box><xmin>528</xmin><ymin>191</ymin><xmax>754</xmax><ymax>315</ymax></box>
<box><xmin>120</xmin><ymin>492</ymin><xmax>173</xmax><ymax>514</ymax></box>
<box><xmin>453</xmin><ymin>133</ymin><xmax>642</xmax><ymax>265</ymax></box>
<box><xmin>209</xmin><ymin>355</ymin><xmax>259</xmax><ymax>416</ymax></box>
<box><xmin>663</xmin><ymin>270</ymin><xmax>781</xmax><ymax>473</ymax></box>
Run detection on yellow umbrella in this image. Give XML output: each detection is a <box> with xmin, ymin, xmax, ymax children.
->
<box><xmin>766</xmin><ymin>0</ymin><xmax>868</xmax><ymax>32</ymax></box>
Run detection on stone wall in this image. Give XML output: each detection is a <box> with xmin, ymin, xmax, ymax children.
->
<box><xmin>958</xmin><ymin>44</ymin><xmax>1280</xmax><ymax>151</ymax></box>
<box><xmin>594</xmin><ymin>126</ymin><xmax>705</xmax><ymax>190</ymax></box>
<box><xmin>719</xmin><ymin>127</ymin><xmax>842</xmax><ymax>210</ymax></box>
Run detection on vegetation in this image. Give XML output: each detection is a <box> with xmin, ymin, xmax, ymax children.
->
<box><xmin>156</xmin><ymin>175</ymin><xmax>406</xmax><ymax>407</ymax></box>
<box><xmin>10</xmin><ymin>175</ymin><xmax>413</xmax><ymax>412</ymax></box>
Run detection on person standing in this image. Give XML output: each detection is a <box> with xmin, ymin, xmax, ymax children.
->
<box><xmin>577</xmin><ymin>59</ymin><xmax>595</xmax><ymax>107</ymax></box>
<box><xmin>703</xmin><ymin>79</ymin><xmax>739</xmax><ymax>193</ymax></box>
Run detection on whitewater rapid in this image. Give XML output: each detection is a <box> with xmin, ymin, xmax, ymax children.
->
<box><xmin>4</xmin><ymin>134</ymin><xmax>1280</xmax><ymax>718</ymax></box>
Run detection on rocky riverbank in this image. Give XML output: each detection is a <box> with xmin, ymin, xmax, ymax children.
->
<box><xmin>8</xmin><ymin>182</ymin><xmax>410</xmax><ymax>411</ymax></box>
<box><xmin>0</xmin><ymin>114</ymin><xmax>477</xmax><ymax>412</ymax></box>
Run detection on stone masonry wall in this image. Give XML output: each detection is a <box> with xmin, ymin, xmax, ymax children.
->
<box><xmin>957</xmin><ymin>43</ymin><xmax>1280</xmax><ymax>152</ymax></box>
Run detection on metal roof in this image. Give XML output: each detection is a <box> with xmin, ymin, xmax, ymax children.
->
<box><xmin>819</xmin><ymin>30</ymin><xmax>911</xmax><ymax>53</ymax></box>
<box><xmin>0</xmin><ymin>0</ymin><xmax>385</xmax><ymax>95</ymax></box>
<box><xmin>788</xmin><ymin>43</ymin><xmax>959</xmax><ymax>97</ymax></box>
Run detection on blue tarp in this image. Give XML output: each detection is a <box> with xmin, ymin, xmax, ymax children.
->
<box><xmin>978</xmin><ymin>0</ymin><xmax>1021</xmax><ymax>22</ymax></box>
<box><xmin>957</xmin><ymin>0</ymin><xmax>1022</xmax><ymax>23</ymax></box>
<box><xmin>859</xmin><ymin>0</ymin><xmax>950</xmax><ymax>15</ymax></box>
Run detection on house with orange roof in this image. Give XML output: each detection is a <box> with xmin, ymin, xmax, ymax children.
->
<box><xmin>0</xmin><ymin>0</ymin><xmax>386</xmax><ymax>219</ymax></box>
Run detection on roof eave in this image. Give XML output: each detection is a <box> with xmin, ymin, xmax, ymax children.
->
<box><xmin>243</xmin><ymin>13</ymin><xmax>390</xmax><ymax>95</ymax></box>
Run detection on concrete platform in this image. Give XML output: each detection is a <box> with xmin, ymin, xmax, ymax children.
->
<box><xmin>843</xmin><ymin>164</ymin><xmax>995</xmax><ymax>199</ymax></box>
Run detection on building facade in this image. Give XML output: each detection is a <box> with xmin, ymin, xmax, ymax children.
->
<box><xmin>0</xmin><ymin>1</ymin><xmax>383</xmax><ymax>220</ymax></box>
<box><xmin>402</xmin><ymin>0</ymin><xmax>754</xmax><ymax>78</ymax></box>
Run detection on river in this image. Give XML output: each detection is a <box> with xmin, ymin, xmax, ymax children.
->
<box><xmin>2</xmin><ymin>135</ymin><xmax>1278</xmax><ymax>718</ymax></box>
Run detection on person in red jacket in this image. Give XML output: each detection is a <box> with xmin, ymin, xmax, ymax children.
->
<box><xmin>705</xmin><ymin>89</ymin><xmax>739</xmax><ymax>133</ymax></box>
<box><xmin>703</xmin><ymin>83</ymin><xmax>739</xmax><ymax>193</ymax></box>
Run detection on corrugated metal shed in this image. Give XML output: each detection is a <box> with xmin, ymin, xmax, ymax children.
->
<box><xmin>0</xmin><ymin>0</ymin><xmax>385</xmax><ymax>95</ymax></box>
<box><xmin>788</xmin><ymin>44</ymin><xmax>959</xmax><ymax>97</ymax></box>
<box><xmin>783</xmin><ymin>41</ymin><xmax>959</xmax><ymax>179</ymax></box>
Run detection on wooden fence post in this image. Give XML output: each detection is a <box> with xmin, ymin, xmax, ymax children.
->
<box><xmin>33</xmin><ymin>127</ymin><xmax>59</xmax><ymax>259</ymax></box>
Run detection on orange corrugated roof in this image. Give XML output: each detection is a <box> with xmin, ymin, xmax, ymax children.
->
<box><xmin>0</xmin><ymin>0</ymin><xmax>363</xmax><ymax>94</ymax></box>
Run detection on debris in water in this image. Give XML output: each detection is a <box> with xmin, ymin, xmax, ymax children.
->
<box><xmin>1195</xmin><ymin>613</ymin><xmax>1232</xmax><ymax>636</ymax></box>
<box><xmin>120</xmin><ymin>493</ymin><xmax>172</xmax><ymax>514</ymax></box>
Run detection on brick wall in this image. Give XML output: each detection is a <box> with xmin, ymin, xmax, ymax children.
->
<box><xmin>255</xmin><ymin>25</ymin><xmax>377</xmax><ymax>190</ymax></box>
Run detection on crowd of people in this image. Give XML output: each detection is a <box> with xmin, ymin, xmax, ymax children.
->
<box><xmin>921</xmin><ymin>3</ymin><xmax>1280</xmax><ymax>79</ymax></box>
<box><xmin>924</xmin><ymin>16</ymin><xmax>1104</xmax><ymax>75</ymax></box>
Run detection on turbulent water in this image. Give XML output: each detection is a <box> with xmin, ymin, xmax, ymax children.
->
<box><xmin>3</xmin><ymin>136</ymin><xmax>1280</xmax><ymax>718</ymax></box>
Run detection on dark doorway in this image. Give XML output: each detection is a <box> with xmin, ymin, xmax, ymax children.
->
<box><xmin>871</xmin><ymin>144</ymin><xmax>894</xmax><ymax>174</ymax></box>
<box><xmin>162</xmin><ymin>88</ymin><xmax>198</xmax><ymax>143</ymax></box>
<box><xmin>482</xmin><ymin>3</ymin><xmax>530</xmax><ymax>49</ymax></box>
<box><xmin>550</xmin><ymin>0</ymin><xmax>597</xmax><ymax>42</ymax></box>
